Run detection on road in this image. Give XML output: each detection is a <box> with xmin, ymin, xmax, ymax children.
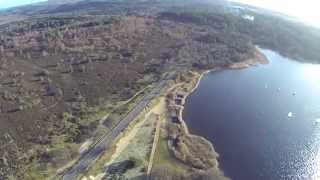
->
<box><xmin>61</xmin><ymin>80</ymin><xmax>168</xmax><ymax>180</ymax></box>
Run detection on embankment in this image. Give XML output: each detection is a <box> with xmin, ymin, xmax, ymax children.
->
<box><xmin>163</xmin><ymin>48</ymin><xmax>269</xmax><ymax>179</ymax></box>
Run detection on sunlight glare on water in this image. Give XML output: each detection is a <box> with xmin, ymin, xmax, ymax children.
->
<box><xmin>302</xmin><ymin>64</ymin><xmax>320</xmax><ymax>89</ymax></box>
<box><xmin>298</xmin><ymin>129</ymin><xmax>320</xmax><ymax>180</ymax></box>
<box><xmin>183</xmin><ymin>49</ymin><xmax>320</xmax><ymax>179</ymax></box>
<box><xmin>295</xmin><ymin>64</ymin><xmax>320</xmax><ymax>179</ymax></box>
<box><xmin>230</xmin><ymin>0</ymin><xmax>320</xmax><ymax>28</ymax></box>
<box><xmin>311</xmin><ymin>150</ymin><xmax>320</xmax><ymax>180</ymax></box>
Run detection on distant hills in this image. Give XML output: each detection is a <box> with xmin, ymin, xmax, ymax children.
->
<box><xmin>1</xmin><ymin>0</ymin><xmax>230</xmax><ymax>16</ymax></box>
<box><xmin>1</xmin><ymin>0</ymin><xmax>320</xmax><ymax>179</ymax></box>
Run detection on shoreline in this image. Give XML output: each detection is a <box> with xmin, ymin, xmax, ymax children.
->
<box><xmin>167</xmin><ymin>49</ymin><xmax>269</xmax><ymax>178</ymax></box>
<box><xmin>80</xmin><ymin>48</ymin><xmax>269</xmax><ymax>179</ymax></box>
<box><xmin>228</xmin><ymin>48</ymin><xmax>269</xmax><ymax>69</ymax></box>
<box><xmin>168</xmin><ymin>70</ymin><xmax>225</xmax><ymax>176</ymax></box>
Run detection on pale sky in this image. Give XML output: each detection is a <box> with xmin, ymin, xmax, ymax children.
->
<box><xmin>0</xmin><ymin>0</ymin><xmax>46</xmax><ymax>9</ymax></box>
<box><xmin>0</xmin><ymin>0</ymin><xmax>319</xmax><ymax>27</ymax></box>
<box><xmin>231</xmin><ymin>0</ymin><xmax>320</xmax><ymax>27</ymax></box>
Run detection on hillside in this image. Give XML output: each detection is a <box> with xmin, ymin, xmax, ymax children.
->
<box><xmin>0</xmin><ymin>0</ymin><xmax>320</xmax><ymax>179</ymax></box>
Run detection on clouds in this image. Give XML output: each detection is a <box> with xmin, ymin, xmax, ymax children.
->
<box><xmin>230</xmin><ymin>0</ymin><xmax>320</xmax><ymax>27</ymax></box>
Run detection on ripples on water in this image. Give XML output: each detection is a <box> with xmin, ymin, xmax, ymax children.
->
<box><xmin>296</xmin><ymin>125</ymin><xmax>320</xmax><ymax>180</ymax></box>
<box><xmin>183</xmin><ymin>49</ymin><xmax>320</xmax><ymax>180</ymax></box>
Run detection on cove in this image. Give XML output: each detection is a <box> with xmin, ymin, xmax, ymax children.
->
<box><xmin>183</xmin><ymin>49</ymin><xmax>320</xmax><ymax>180</ymax></box>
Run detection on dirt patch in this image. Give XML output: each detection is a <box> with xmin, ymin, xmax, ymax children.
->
<box><xmin>229</xmin><ymin>48</ymin><xmax>269</xmax><ymax>69</ymax></box>
<box><xmin>82</xmin><ymin>98</ymin><xmax>166</xmax><ymax>179</ymax></box>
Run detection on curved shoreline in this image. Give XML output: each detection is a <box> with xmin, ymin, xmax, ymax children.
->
<box><xmin>171</xmin><ymin>69</ymin><xmax>226</xmax><ymax>177</ymax></box>
<box><xmin>167</xmin><ymin>49</ymin><xmax>269</xmax><ymax>178</ymax></box>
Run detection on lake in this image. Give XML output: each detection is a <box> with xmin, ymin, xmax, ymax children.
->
<box><xmin>183</xmin><ymin>49</ymin><xmax>320</xmax><ymax>180</ymax></box>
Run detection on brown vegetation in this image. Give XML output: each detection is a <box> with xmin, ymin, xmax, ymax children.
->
<box><xmin>0</xmin><ymin>12</ymin><xmax>254</xmax><ymax>178</ymax></box>
<box><xmin>0</xmin><ymin>0</ymin><xmax>318</xmax><ymax>178</ymax></box>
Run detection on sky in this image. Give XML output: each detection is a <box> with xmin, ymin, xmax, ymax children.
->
<box><xmin>0</xmin><ymin>0</ymin><xmax>46</xmax><ymax>9</ymax></box>
<box><xmin>0</xmin><ymin>0</ymin><xmax>319</xmax><ymax>27</ymax></box>
<box><xmin>231</xmin><ymin>0</ymin><xmax>320</xmax><ymax>27</ymax></box>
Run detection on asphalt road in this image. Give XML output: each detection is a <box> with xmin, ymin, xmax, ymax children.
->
<box><xmin>61</xmin><ymin>80</ymin><xmax>167</xmax><ymax>180</ymax></box>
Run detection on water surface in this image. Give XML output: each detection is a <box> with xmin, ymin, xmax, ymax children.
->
<box><xmin>183</xmin><ymin>49</ymin><xmax>320</xmax><ymax>180</ymax></box>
